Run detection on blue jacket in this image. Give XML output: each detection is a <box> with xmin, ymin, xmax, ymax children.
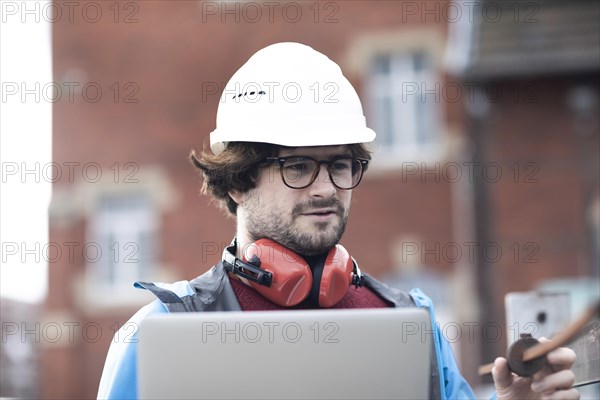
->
<box><xmin>97</xmin><ymin>263</ymin><xmax>476</xmax><ymax>399</ymax></box>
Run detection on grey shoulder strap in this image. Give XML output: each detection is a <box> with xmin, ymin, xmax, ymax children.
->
<box><xmin>363</xmin><ymin>274</ymin><xmax>415</xmax><ymax>307</ymax></box>
<box><xmin>134</xmin><ymin>282</ymin><xmax>189</xmax><ymax>312</ymax></box>
<box><xmin>135</xmin><ymin>263</ymin><xmax>242</xmax><ymax>313</ymax></box>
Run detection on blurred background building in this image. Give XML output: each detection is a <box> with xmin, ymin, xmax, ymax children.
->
<box><xmin>1</xmin><ymin>0</ymin><xmax>598</xmax><ymax>398</ymax></box>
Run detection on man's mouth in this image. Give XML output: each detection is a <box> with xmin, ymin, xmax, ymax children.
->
<box><xmin>293</xmin><ymin>200</ymin><xmax>344</xmax><ymax>222</ymax></box>
<box><xmin>301</xmin><ymin>209</ymin><xmax>338</xmax><ymax>218</ymax></box>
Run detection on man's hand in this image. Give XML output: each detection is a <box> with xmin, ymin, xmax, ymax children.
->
<box><xmin>492</xmin><ymin>338</ymin><xmax>579</xmax><ymax>400</ymax></box>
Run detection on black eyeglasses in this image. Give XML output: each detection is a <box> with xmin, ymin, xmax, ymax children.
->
<box><xmin>264</xmin><ymin>156</ymin><xmax>369</xmax><ymax>190</ymax></box>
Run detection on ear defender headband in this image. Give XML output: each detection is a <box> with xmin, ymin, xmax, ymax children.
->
<box><xmin>222</xmin><ymin>238</ymin><xmax>365</xmax><ymax>308</ymax></box>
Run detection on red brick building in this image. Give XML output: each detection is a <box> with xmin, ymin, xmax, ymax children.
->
<box><xmin>43</xmin><ymin>1</ymin><xmax>598</xmax><ymax>398</ymax></box>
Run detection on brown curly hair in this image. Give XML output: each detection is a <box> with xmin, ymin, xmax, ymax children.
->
<box><xmin>189</xmin><ymin>141</ymin><xmax>372</xmax><ymax>216</ymax></box>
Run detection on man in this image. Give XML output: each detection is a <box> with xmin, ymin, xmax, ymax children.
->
<box><xmin>98</xmin><ymin>42</ymin><xmax>579</xmax><ymax>399</ymax></box>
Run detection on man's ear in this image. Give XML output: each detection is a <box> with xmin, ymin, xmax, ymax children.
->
<box><xmin>228</xmin><ymin>190</ymin><xmax>244</xmax><ymax>205</ymax></box>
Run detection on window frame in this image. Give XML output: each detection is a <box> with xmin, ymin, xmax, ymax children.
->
<box><xmin>85</xmin><ymin>193</ymin><xmax>158</xmax><ymax>300</ymax></box>
<box><xmin>366</xmin><ymin>50</ymin><xmax>444</xmax><ymax>164</ymax></box>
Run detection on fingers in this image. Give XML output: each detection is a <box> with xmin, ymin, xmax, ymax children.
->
<box><xmin>492</xmin><ymin>337</ymin><xmax>580</xmax><ymax>399</ymax></box>
<box><xmin>539</xmin><ymin>388</ymin><xmax>580</xmax><ymax>400</ymax></box>
<box><xmin>535</xmin><ymin>338</ymin><xmax>577</xmax><ymax>372</ymax></box>
<box><xmin>491</xmin><ymin>357</ymin><xmax>513</xmax><ymax>391</ymax></box>
<box><xmin>529</xmin><ymin>338</ymin><xmax>578</xmax><ymax>398</ymax></box>
<box><xmin>531</xmin><ymin>369</ymin><xmax>575</xmax><ymax>393</ymax></box>
<box><xmin>545</xmin><ymin>346</ymin><xmax>577</xmax><ymax>371</ymax></box>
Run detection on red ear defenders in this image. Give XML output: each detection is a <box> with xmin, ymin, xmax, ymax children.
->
<box><xmin>222</xmin><ymin>238</ymin><xmax>364</xmax><ymax>308</ymax></box>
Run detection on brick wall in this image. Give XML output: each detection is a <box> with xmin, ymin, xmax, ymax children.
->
<box><xmin>46</xmin><ymin>1</ymin><xmax>597</xmax><ymax>397</ymax></box>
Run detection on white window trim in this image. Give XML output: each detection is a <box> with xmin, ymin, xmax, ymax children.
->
<box><xmin>49</xmin><ymin>166</ymin><xmax>182</xmax><ymax>311</ymax></box>
<box><xmin>86</xmin><ymin>194</ymin><xmax>158</xmax><ymax>296</ymax></box>
<box><xmin>344</xmin><ymin>29</ymin><xmax>450</xmax><ymax>169</ymax></box>
<box><xmin>366</xmin><ymin>51</ymin><xmax>444</xmax><ymax>164</ymax></box>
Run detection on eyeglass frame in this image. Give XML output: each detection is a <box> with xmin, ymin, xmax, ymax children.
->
<box><xmin>262</xmin><ymin>155</ymin><xmax>369</xmax><ymax>190</ymax></box>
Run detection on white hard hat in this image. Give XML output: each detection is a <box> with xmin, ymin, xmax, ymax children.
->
<box><xmin>209</xmin><ymin>42</ymin><xmax>376</xmax><ymax>154</ymax></box>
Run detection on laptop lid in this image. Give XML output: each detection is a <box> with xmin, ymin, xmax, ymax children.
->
<box><xmin>138</xmin><ymin>308</ymin><xmax>431</xmax><ymax>399</ymax></box>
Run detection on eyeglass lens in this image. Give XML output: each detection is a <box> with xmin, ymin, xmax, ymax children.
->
<box><xmin>280</xmin><ymin>157</ymin><xmax>362</xmax><ymax>189</ymax></box>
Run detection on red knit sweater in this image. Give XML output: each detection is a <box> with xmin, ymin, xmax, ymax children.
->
<box><xmin>229</xmin><ymin>277</ymin><xmax>391</xmax><ymax>311</ymax></box>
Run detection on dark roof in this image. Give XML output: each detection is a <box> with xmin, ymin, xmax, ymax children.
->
<box><xmin>459</xmin><ymin>0</ymin><xmax>600</xmax><ymax>78</ymax></box>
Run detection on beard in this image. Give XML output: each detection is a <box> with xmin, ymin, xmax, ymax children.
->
<box><xmin>243</xmin><ymin>191</ymin><xmax>349</xmax><ymax>256</ymax></box>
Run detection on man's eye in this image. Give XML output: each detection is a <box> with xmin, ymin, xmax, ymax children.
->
<box><xmin>331</xmin><ymin>160</ymin><xmax>351</xmax><ymax>171</ymax></box>
<box><xmin>285</xmin><ymin>162</ymin><xmax>311</xmax><ymax>172</ymax></box>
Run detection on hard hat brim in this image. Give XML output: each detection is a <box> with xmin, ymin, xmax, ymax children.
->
<box><xmin>210</xmin><ymin>126</ymin><xmax>376</xmax><ymax>155</ymax></box>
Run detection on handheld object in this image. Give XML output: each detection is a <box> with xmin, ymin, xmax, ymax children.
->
<box><xmin>478</xmin><ymin>301</ymin><xmax>600</xmax><ymax>377</ymax></box>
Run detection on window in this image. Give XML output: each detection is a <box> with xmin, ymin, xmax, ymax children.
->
<box><xmin>87</xmin><ymin>194</ymin><xmax>158</xmax><ymax>294</ymax></box>
<box><xmin>367</xmin><ymin>52</ymin><xmax>441</xmax><ymax>160</ymax></box>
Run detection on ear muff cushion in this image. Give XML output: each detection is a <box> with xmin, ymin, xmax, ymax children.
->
<box><xmin>244</xmin><ymin>239</ymin><xmax>313</xmax><ymax>307</ymax></box>
<box><xmin>319</xmin><ymin>244</ymin><xmax>353</xmax><ymax>308</ymax></box>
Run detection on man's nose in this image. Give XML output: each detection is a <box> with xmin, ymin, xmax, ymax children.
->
<box><xmin>308</xmin><ymin>165</ymin><xmax>337</xmax><ymax>197</ymax></box>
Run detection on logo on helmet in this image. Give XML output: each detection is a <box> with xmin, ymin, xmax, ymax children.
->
<box><xmin>232</xmin><ymin>90</ymin><xmax>266</xmax><ymax>100</ymax></box>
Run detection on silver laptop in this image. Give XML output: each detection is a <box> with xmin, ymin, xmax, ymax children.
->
<box><xmin>138</xmin><ymin>308</ymin><xmax>431</xmax><ymax>399</ymax></box>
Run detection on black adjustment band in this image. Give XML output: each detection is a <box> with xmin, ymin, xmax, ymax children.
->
<box><xmin>222</xmin><ymin>240</ymin><xmax>273</xmax><ymax>287</ymax></box>
<box><xmin>351</xmin><ymin>257</ymin><xmax>365</xmax><ymax>288</ymax></box>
